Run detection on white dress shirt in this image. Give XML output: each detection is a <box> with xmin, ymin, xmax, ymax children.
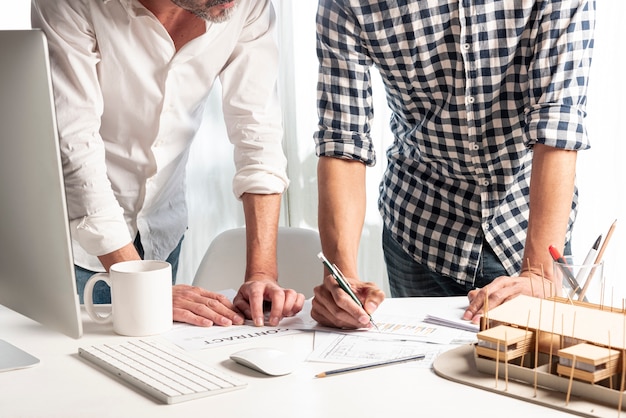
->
<box><xmin>32</xmin><ymin>0</ymin><xmax>289</xmax><ymax>271</ymax></box>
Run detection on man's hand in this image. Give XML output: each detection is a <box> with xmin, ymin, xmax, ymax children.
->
<box><xmin>233</xmin><ymin>278</ymin><xmax>305</xmax><ymax>327</ymax></box>
<box><xmin>463</xmin><ymin>272</ymin><xmax>557</xmax><ymax>324</ymax></box>
<box><xmin>172</xmin><ymin>284</ymin><xmax>245</xmax><ymax>327</ymax></box>
<box><xmin>311</xmin><ymin>273</ymin><xmax>385</xmax><ymax>329</ymax></box>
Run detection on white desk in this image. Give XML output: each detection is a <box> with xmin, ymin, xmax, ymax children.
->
<box><xmin>0</xmin><ymin>297</ymin><xmax>572</xmax><ymax>418</ymax></box>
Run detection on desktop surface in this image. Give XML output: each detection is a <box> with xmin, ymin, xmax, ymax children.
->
<box><xmin>0</xmin><ymin>297</ymin><xmax>574</xmax><ymax>418</ymax></box>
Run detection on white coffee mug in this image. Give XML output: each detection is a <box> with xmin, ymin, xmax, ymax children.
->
<box><xmin>84</xmin><ymin>260</ymin><xmax>173</xmax><ymax>336</ymax></box>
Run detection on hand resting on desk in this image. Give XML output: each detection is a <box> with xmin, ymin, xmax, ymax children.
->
<box><xmin>463</xmin><ymin>272</ymin><xmax>556</xmax><ymax>324</ymax></box>
<box><xmin>172</xmin><ymin>280</ymin><xmax>305</xmax><ymax>328</ymax></box>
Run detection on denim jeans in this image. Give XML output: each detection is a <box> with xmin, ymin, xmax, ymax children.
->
<box><xmin>75</xmin><ymin>234</ymin><xmax>182</xmax><ymax>304</ymax></box>
<box><xmin>382</xmin><ymin>226</ymin><xmax>508</xmax><ymax>298</ymax></box>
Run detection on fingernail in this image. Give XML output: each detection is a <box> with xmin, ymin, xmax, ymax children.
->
<box><xmin>233</xmin><ymin>315</ymin><xmax>244</xmax><ymax>325</ymax></box>
<box><xmin>359</xmin><ymin>315</ymin><xmax>370</xmax><ymax>325</ymax></box>
<box><xmin>220</xmin><ymin>317</ymin><xmax>232</xmax><ymax>326</ymax></box>
<box><xmin>462</xmin><ymin>310</ymin><xmax>472</xmax><ymax>320</ymax></box>
<box><xmin>254</xmin><ymin>317</ymin><xmax>264</xmax><ymax>327</ymax></box>
<box><xmin>269</xmin><ymin>316</ymin><xmax>280</xmax><ymax>326</ymax></box>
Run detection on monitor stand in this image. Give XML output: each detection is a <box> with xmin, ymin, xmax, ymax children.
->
<box><xmin>0</xmin><ymin>339</ymin><xmax>40</xmax><ymax>372</ymax></box>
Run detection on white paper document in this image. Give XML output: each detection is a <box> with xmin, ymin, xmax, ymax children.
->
<box><xmin>163</xmin><ymin>292</ymin><xmax>475</xmax><ymax>351</ymax></box>
<box><xmin>164</xmin><ymin>296</ymin><xmax>316</xmax><ymax>351</ymax></box>
<box><xmin>308</xmin><ymin>332</ymin><xmax>442</xmax><ymax>368</ymax></box>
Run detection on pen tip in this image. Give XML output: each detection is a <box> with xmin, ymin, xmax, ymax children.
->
<box><xmin>594</xmin><ymin>235</ymin><xmax>602</xmax><ymax>248</ymax></box>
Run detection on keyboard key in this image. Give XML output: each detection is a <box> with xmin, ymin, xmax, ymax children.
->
<box><xmin>79</xmin><ymin>340</ymin><xmax>247</xmax><ymax>404</ymax></box>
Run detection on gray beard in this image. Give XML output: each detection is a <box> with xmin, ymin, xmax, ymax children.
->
<box><xmin>170</xmin><ymin>0</ymin><xmax>238</xmax><ymax>23</ymax></box>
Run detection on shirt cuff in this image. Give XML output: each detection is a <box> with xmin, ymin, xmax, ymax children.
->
<box><xmin>232</xmin><ymin>165</ymin><xmax>289</xmax><ymax>199</ymax></box>
<box><xmin>71</xmin><ymin>212</ymin><xmax>133</xmax><ymax>257</ymax></box>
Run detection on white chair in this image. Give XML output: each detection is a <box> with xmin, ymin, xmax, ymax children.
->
<box><xmin>192</xmin><ymin>227</ymin><xmax>322</xmax><ymax>298</ymax></box>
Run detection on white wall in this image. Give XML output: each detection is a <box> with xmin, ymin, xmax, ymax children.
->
<box><xmin>0</xmin><ymin>3</ymin><xmax>30</xmax><ymax>29</ymax></box>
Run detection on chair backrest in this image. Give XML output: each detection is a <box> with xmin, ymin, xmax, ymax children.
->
<box><xmin>192</xmin><ymin>227</ymin><xmax>322</xmax><ymax>298</ymax></box>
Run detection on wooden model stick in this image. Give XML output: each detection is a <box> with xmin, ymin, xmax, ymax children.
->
<box><xmin>619</xmin><ymin>353</ymin><xmax>625</xmax><ymax>418</ymax></box>
<box><xmin>565</xmin><ymin>354</ymin><xmax>576</xmax><ymax>406</ymax></box>
<box><xmin>484</xmin><ymin>285</ymin><xmax>490</xmax><ymax>330</ymax></box>
<box><xmin>564</xmin><ymin>310</ymin><xmax>577</xmax><ymax>406</ymax></box>
<box><xmin>549</xmin><ymin>296</ymin><xmax>557</xmax><ymax>369</ymax></box>
<box><xmin>533</xmin><ymin>299</ymin><xmax>543</xmax><ymax>397</ymax></box>
<box><xmin>618</xmin><ymin>311</ymin><xmax>625</xmax><ymax>416</ymax></box>
<box><xmin>526</xmin><ymin>258</ymin><xmax>534</xmax><ymax>297</ymax></box>
<box><xmin>520</xmin><ymin>310</ymin><xmax>531</xmax><ymax>367</ymax></box>
<box><xmin>608</xmin><ymin>331</ymin><xmax>614</xmax><ymax>390</ymax></box>
<box><xmin>504</xmin><ymin>330</ymin><xmax>509</xmax><ymax>392</ymax></box>
<box><xmin>495</xmin><ymin>339</ymin><xmax>500</xmax><ymax>389</ymax></box>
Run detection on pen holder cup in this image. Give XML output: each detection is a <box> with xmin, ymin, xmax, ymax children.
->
<box><xmin>553</xmin><ymin>256</ymin><xmax>604</xmax><ymax>305</ymax></box>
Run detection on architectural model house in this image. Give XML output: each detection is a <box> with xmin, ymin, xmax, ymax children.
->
<box><xmin>473</xmin><ymin>294</ymin><xmax>626</xmax><ymax>413</ymax></box>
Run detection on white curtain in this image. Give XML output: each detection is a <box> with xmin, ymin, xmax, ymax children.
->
<box><xmin>3</xmin><ymin>1</ymin><xmax>625</xmax><ymax>297</ymax></box>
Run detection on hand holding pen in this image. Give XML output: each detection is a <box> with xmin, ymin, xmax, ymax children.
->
<box><xmin>317</xmin><ymin>252</ymin><xmax>380</xmax><ymax>330</ymax></box>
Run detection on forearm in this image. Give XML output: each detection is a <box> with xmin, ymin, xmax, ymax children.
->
<box><xmin>523</xmin><ymin>144</ymin><xmax>577</xmax><ymax>282</ymax></box>
<box><xmin>317</xmin><ymin>157</ymin><xmax>367</xmax><ymax>279</ymax></box>
<box><xmin>97</xmin><ymin>242</ymin><xmax>142</xmax><ymax>271</ymax></box>
<box><xmin>241</xmin><ymin>192</ymin><xmax>282</xmax><ymax>282</ymax></box>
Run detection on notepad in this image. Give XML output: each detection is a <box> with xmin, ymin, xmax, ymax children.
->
<box><xmin>422</xmin><ymin>313</ymin><xmax>479</xmax><ymax>333</ymax></box>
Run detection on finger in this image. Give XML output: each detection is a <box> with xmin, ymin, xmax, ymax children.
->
<box><xmin>467</xmin><ymin>288</ymin><xmax>480</xmax><ymax>302</ymax></box>
<box><xmin>174</xmin><ymin>297</ymin><xmax>239</xmax><ymax>327</ymax></box>
<box><xmin>313</xmin><ymin>281</ymin><xmax>367</xmax><ymax>329</ymax></box>
<box><xmin>360</xmin><ymin>282</ymin><xmax>385</xmax><ymax>315</ymax></box>
<box><xmin>172</xmin><ymin>307</ymin><xmax>214</xmax><ymax>327</ymax></box>
<box><xmin>245</xmin><ymin>284</ymin><xmax>268</xmax><ymax>327</ymax></box>
<box><xmin>172</xmin><ymin>286</ymin><xmax>243</xmax><ymax>326</ymax></box>
<box><xmin>173</xmin><ymin>284</ymin><xmax>238</xmax><ymax>311</ymax></box>
<box><xmin>266</xmin><ymin>289</ymin><xmax>286</xmax><ymax>327</ymax></box>
<box><xmin>200</xmin><ymin>297</ymin><xmax>245</xmax><ymax>325</ymax></box>
<box><xmin>463</xmin><ymin>289</ymin><xmax>485</xmax><ymax>321</ymax></box>
<box><xmin>232</xmin><ymin>293</ymin><xmax>251</xmax><ymax>321</ymax></box>
<box><xmin>313</xmin><ymin>299</ymin><xmax>366</xmax><ymax>328</ymax></box>
<box><xmin>326</xmin><ymin>275</ymin><xmax>371</xmax><ymax>326</ymax></box>
<box><xmin>282</xmin><ymin>290</ymin><xmax>305</xmax><ymax>317</ymax></box>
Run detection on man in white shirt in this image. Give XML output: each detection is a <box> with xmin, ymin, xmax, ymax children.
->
<box><xmin>31</xmin><ymin>0</ymin><xmax>305</xmax><ymax>327</ymax></box>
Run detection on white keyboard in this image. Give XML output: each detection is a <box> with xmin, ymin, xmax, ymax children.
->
<box><xmin>79</xmin><ymin>340</ymin><xmax>247</xmax><ymax>404</ymax></box>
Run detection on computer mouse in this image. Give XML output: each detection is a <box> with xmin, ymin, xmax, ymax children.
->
<box><xmin>229</xmin><ymin>347</ymin><xmax>296</xmax><ymax>376</ymax></box>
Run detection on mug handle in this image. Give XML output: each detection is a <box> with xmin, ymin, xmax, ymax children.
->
<box><xmin>84</xmin><ymin>273</ymin><xmax>113</xmax><ymax>324</ymax></box>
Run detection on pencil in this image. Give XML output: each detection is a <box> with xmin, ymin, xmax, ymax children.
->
<box><xmin>315</xmin><ymin>354</ymin><xmax>425</xmax><ymax>378</ymax></box>
<box><xmin>579</xmin><ymin>219</ymin><xmax>617</xmax><ymax>300</ymax></box>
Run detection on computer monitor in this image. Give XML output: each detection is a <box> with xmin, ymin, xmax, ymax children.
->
<box><xmin>0</xmin><ymin>30</ymin><xmax>83</xmax><ymax>349</ymax></box>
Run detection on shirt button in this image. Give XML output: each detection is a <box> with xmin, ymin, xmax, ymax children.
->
<box><xmin>467</xmin><ymin>96</ymin><xmax>475</xmax><ymax>104</ymax></box>
<box><xmin>463</xmin><ymin>43</ymin><xmax>470</xmax><ymax>51</ymax></box>
<box><xmin>482</xmin><ymin>179</ymin><xmax>490</xmax><ymax>187</ymax></box>
<box><xmin>470</xmin><ymin>142</ymin><xmax>480</xmax><ymax>151</ymax></box>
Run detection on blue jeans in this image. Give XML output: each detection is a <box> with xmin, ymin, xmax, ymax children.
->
<box><xmin>382</xmin><ymin>226</ymin><xmax>508</xmax><ymax>297</ymax></box>
<box><xmin>75</xmin><ymin>234</ymin><xmax>182</xmax><ymax>304</ymax></box>
<box><xmin>382</xmin><ymin>226</ymin><xmax>572</xmax><ymax>297</ymax></box>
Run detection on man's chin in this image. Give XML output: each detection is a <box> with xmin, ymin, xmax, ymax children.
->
<box><xmin>207</xmin><ymin>1</ymin><xmax>238</xmax><ymax>23</ymax></box>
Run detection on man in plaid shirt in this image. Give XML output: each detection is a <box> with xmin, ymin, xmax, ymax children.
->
<box><xmin>311</xmin><ymin>0</ymin><xmax>596</xmax><ymax>328</ymax></box>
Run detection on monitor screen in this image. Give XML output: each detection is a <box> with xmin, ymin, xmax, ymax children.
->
<box><xmin>0</xmin><ymin>29</ymin><xmax>83</xmax><ymax>340</ymax></box>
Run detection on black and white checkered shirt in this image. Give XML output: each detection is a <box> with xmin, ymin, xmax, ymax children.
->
<box><xmin>314</xmin><ymin>0</ymin><xmax>595</xmax><ymax>285</ymax></box>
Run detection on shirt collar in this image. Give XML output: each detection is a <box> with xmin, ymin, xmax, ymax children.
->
<box><xmin>102</xmin><ymin>0</ymin><xmax>147</xmax><ymax>18</ymax></box>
